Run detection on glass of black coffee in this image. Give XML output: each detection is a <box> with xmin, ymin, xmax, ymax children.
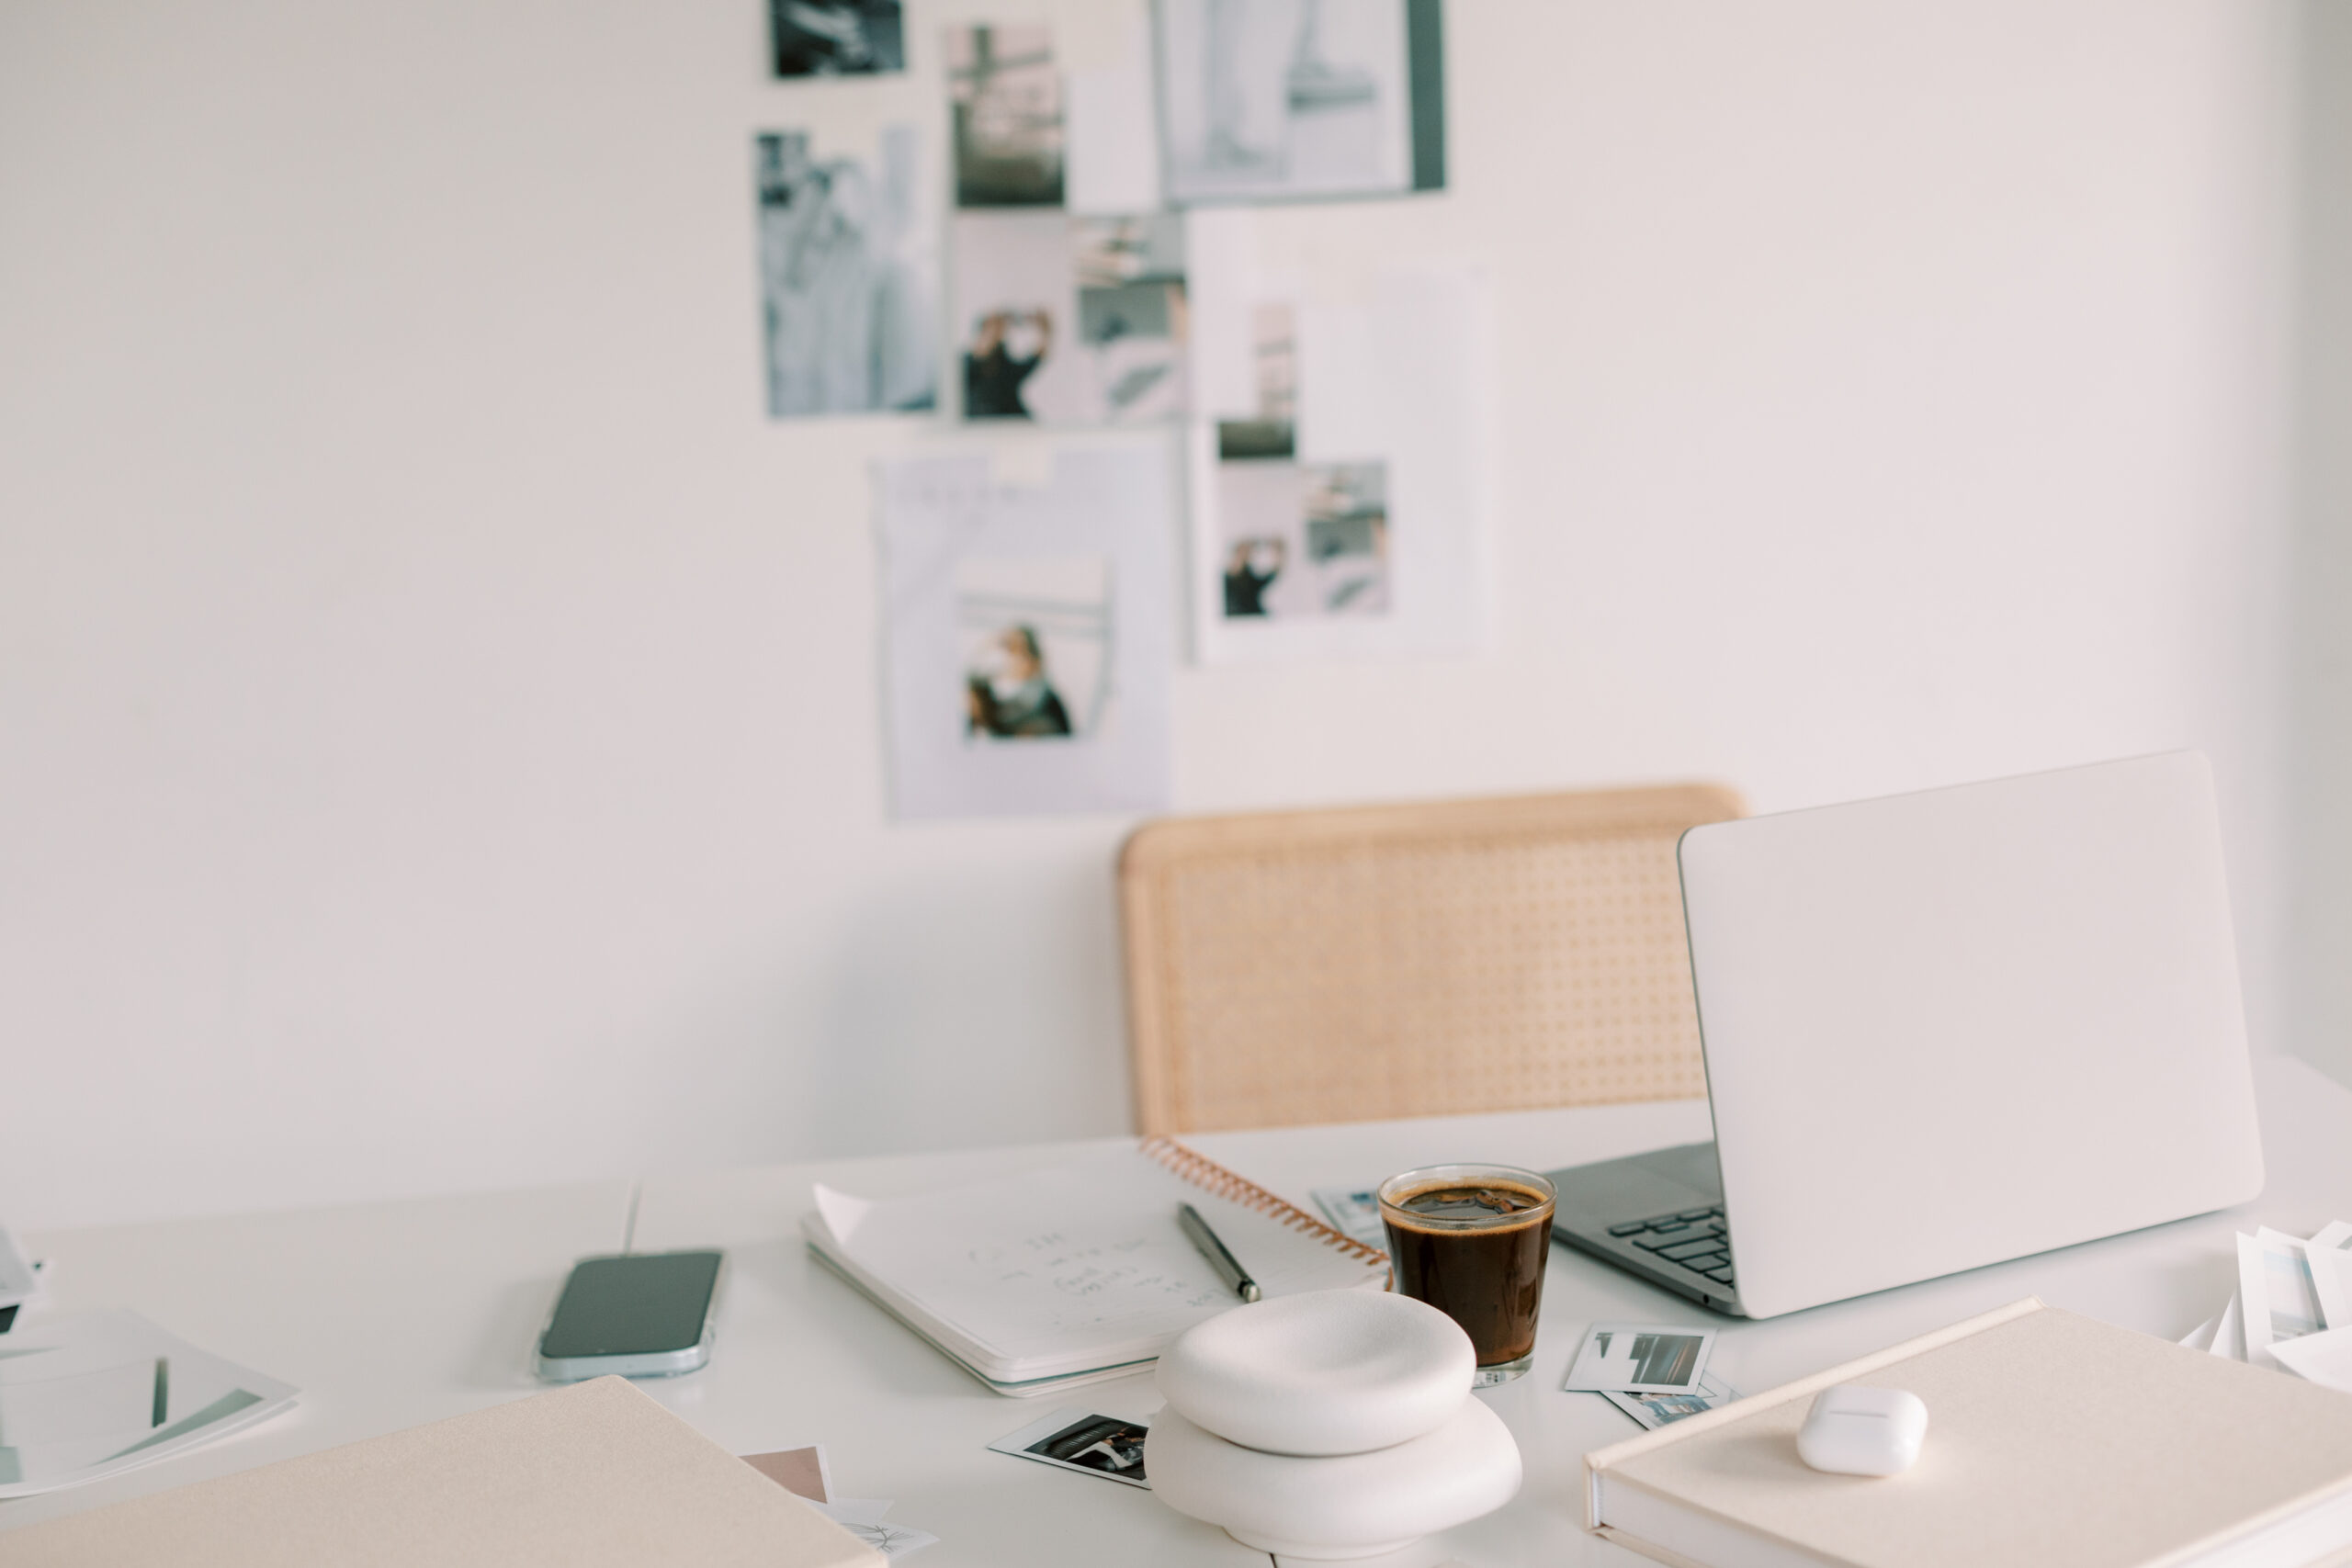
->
<box><xmin>1377</xmin><ymin>1164</ymin><xmax>1557</xmax><ymax>1385</ymax></box>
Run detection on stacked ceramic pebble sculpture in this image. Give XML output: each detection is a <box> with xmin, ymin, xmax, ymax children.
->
<box><xmin>1148</xmin><ymin>1291</ymin><xmax>1522</xmax><ymax>1560</ymax></box>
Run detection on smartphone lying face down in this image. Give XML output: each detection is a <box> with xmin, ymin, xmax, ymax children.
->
<box><xmin>537</xmin><ymin>1250</ymin><xmax>724</xmax><ymax>1382</ymax></box>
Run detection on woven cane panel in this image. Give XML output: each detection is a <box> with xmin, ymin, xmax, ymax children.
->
<box><xmin>1141</xmin><ymin>817</ymin><xmax>1718</xmax><ymax>1133</ymax></box>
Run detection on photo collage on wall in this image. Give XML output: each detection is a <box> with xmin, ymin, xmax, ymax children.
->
<box><xmin>751</xmin><ymin>0</ymin><xmax>1471</xmax><ymax>818</ymax></box>
<box><xmin>1213</xmin><ymin>302</ymin><xmax>1388</xmax><ymax>622</ymax></box>
<box><xmin>877</xmin><ymin>450</ymin><xmax>1176</xmax><ymax>820</ymax></box>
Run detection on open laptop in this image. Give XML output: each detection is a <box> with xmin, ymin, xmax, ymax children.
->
<box><xmin>1546</xmin><ymin>751</ymin><xmax>2265</xmax><ymax>1319</ymax></box>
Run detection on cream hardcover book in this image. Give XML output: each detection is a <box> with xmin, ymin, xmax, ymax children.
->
<box><xmin>802</xmin><ymin>1137</ymin><xmax>1389</xmax><ymax>1395</ymax></box>
<box><xmin>1587</xmin><ymin>1298</ymin><xmax>2352</xmax><ymax>1568</ymax></box>
<box><xmin>0</xmin><ymin>1376</ymin><xmax>879</xmax><ymax>1567</ymax></box>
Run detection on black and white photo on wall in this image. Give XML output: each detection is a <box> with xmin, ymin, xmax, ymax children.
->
<box><xmin>753</xmin><ymin>128</ymin><xmax>940</xmax><ymax>418</ymax></box>
<box><xmin>1218</xmin><ymin>456</ymin><xmax>1390</xmax><ymax>621</ymax></box>
<box><xmin>949</xmin><ymin>24</ymin><xmax>1065</xmax><ymax>208</ymax></box>
<box><xmin>954</xmin><ymin>212</ymin><xmax>1188</xmax><ymax>425</ymax></box>
<box><xmin>958</xmin><ymin>556</ymin><xmax>1111</xmax><ymax>741</ymax></box>
<box><xmin>1155</xmin><ymin>0</ymin><xmax>1444</xmax><ymax>206</ymax></box>
<box><xmin>771</xmin><ymin>0</ymin><xmax>904</xmax><ymax>76</ymax></box>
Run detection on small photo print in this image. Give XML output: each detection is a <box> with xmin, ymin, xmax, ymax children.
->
<box><xmin>1217</xmin><ymin>459</ymin><xmax>1387</xmax><ymax>619</ymax></box>
<box><xmin>1312</xmin><ymin>1186</ymin><xmax>1389</xmax><ymax>1253</ymax></box>
<box><xmin>754</xmin><ymin>129</ymin><xmax>939</xmax><ymax>418</ymax></box>
<box><xmin>1216</xmin><ymin>299</ymin><xmax>1298</xmax><ymax>458</ymax></box>
<box><xmin>771</xmin><ymin>0</ymin><xmax>903</xmax><ymax>76</ymax></box>
<box><xmin>1563</xmin><ymin>1322</ymin><xmax>1718</xmax><ymax>1394</ymax></box>
<box><xmin>1602</xmin><ymin>1371</ymin><xmax>1741</xmax><ymax>1430</ymax></box>
<box><xmin>1156</xmin><ymin>0</ymin><xmax>1442</xmax><ymax>205</ymax></box>
<box><xmin>950</xmin><ymin>24</ymin><xmax>1063</xmax><ymax>208</ymax></box>
<box><xmin>956</xmin><ymin>213</ymin><xmax>1187</xmax><ymax>425</ymax></box>
<box><xmin>957</xmin><ymin>557</ymin><xmax>1111</xmax><ymax>742</ymax></box>
<box><xmin>988</xmin><ymin>1409</ymin><xmax>1152</xmax><ymax>1488</ymax></box>
<box><xmin>1073</xmin><ymin>216</ymin><xmax>1188</xmax><ymax>421</ymax></box>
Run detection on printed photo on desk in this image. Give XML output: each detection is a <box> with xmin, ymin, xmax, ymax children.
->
<box><xmin>1602</xmin><ymin>1371</ymin><xmax>1741</xmax><ymax>1431</ymax></box>
<box><xmin>1154</xmin><ymin>0</ymin><xmax>1445</xmax><ymax>206</ymax></box>
<box><xmin>989</xmin><ymin>1409</ymin><xmax>1151</xmax><ymax>1487</ymax></box>
<box><xmin>1562</xmin><ymin>1321</ymin><xmax>1717</xmax><ymax>1394</ymax></box>
<box><xmin>876</xmin><ymin>449</ymin><xmax>1175</xmax><ymax>819</ymax></box>
<box><xmin>955</xmin><ymin>213</ymin><xmax>1187</xmax><ymax>424</ymax></box>
<box><xmin>771</xmin><ymin>0</ymin><xmax>903</xmax><ymax>76</ymax></box>
<box><xmin>753</xmin><ymin>126</ymin><xmax>939</xmax><ymax>418</ymax></box>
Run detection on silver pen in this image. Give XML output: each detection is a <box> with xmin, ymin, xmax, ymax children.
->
<box><xmin>1178</xmin><ymin>1202</ymin><xmax>1261</xmax><ymax>1303</ymax></box>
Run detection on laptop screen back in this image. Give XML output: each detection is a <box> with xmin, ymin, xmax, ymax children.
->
<box><xmin>1679</xmin><ymin>751</ymin><xmax>2263</xmax><ymax>1319</ymax></box>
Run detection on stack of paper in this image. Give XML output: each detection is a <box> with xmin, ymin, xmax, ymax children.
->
<box><xmin>0</xmin><ymin>1308</ymin><xmax>298</xmax><ymax>1496</ymax></box>
<box><xmin>2178</xmin><ymin>1221</ymin><xmax>2352</xmax><ymax>1391</ymax></box>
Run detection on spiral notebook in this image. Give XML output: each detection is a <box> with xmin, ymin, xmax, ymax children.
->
<box><xmin>802</xmin><ymin>1138</ymin><xmax>1389</xmax><ymax>1395</ymax></box>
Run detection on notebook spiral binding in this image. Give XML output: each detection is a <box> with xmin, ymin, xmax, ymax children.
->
<box><xmin>1141</xmin><ymin>1136</ymin><xmax>1390</xmax><ymax>1268</ymax></box>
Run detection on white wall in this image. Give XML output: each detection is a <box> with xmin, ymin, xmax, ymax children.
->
<box><xmin>2288</xmin><ymin>3</ymin><xmax>2352</xmax><ymax>1092</ymax></box>
<box><xmin>0</xmin><ymin>0</ymin><xmax>2301</xmax><ymax>1231</ymax></box>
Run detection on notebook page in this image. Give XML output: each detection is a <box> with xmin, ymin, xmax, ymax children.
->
<box><xmin>819</xmin><ymin>1147</ymin><xmax>1380</xmax><ymax>1365</ymax></box>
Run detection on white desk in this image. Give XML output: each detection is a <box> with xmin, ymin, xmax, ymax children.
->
<box><xmin>6</xmin><ymin>1055</ymin><xmax>2348</xmax><ymax>1566</ymax></box>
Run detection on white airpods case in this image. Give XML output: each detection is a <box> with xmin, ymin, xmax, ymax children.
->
<box><xmin>1795</xmin><ymin>1384</ymin><xmax>1928</xmax><ymax>1477</ymax></box>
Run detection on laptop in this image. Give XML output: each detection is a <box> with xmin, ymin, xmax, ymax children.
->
<box><xmin>1546</xmin><ymin>751</ymin><xmax>2266</xmax><ymax>1319</ymax></box>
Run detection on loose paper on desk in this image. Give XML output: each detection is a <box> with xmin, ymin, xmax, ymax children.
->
<box><xmin>808</xmin><ymin>1499</ymin><xmax>939</xmax><ymax>1560</ymax></box>
<box><xmin>2310</xmin><ymin>1220</ymin><xmax>2352</xmax><ymax>1329</ymax></box>
<box><xmin>2272</xmin><ymin>1326</ymin><xmax>2352</xmax><ymax>1393</ymax></box>
<box><xmin>2211</xmin><ymin>1289</ymin><xmax>2247</xmax><ymax>1361</ymax></box>
<box><xmin>0</xmin><ymin>1308</ymin><xmax>298</xmax><ymax>1496</ymax></box>
<box><xmin>2239</xmin><ymin>1228</ymin><xmax>2335</xmax><ymax>1369</ymax></box>
<box><xmin>1603</xmin><ymin>1371</ymin><xmax>1742</xmax><ymax>1431</ymax></box>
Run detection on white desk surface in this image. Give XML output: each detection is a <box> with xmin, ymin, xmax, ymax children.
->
<box><xmin>6</xmin><ymin>1054</ymin><xmax>2348</xmax><ymax>1567</ymax></box>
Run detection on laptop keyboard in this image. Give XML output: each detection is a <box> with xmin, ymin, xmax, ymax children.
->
<box><xmin>1607</xmin><ymin>1207</ymin><xmax>1736</xmax><ymax>1288</ymax></box>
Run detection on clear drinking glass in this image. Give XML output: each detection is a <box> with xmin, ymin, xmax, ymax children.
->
<box><xmin>1377</xmin><ymin>1163</ymin><xmax>1557</xmax><ymax>1385</ymax></box>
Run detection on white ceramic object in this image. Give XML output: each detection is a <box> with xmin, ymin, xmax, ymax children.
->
<box><xmin>1154</xmin><ymin>1291</ymin><xmax>1476</xmax><ymax>1456</ymax></box>
<box><xmin>1796</xmin><ymin>1384</ymin><xmax>1928</xmax><ymax>1476</ymax></box>
<box><xmin>1146</xmin><ymin>1398</ymin><xmax>1522</xmax><ymax>1561</ymax></box>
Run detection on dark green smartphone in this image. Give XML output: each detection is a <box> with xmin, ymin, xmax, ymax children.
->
<box><xmin>536</xmin><ymin>1250</ymin><xmax>723</xmax><ymax>1382</ymax></box>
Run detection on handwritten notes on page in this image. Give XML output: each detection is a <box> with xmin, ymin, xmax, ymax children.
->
<box><xmin>811</xmin><ymin>1146</ymin><xmax>1382</xmax><ymax>1371</ymax></box>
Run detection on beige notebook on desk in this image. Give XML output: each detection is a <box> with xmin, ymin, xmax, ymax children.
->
<box><xmin>0</xmin><ymin>1376</ymin><xmax>879</xmax><ymax>1568</ymax></box>
<box><xmin>1586</xmin><ymin>1298</ymin><xmax>2352</xmax><ymax>1568</ymax></box>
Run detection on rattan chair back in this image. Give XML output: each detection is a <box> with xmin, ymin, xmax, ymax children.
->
<box><xmin>1118</xmin><ymin>784</ymin><xmax>1746</xmax><ymax>1134</ymax></box>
